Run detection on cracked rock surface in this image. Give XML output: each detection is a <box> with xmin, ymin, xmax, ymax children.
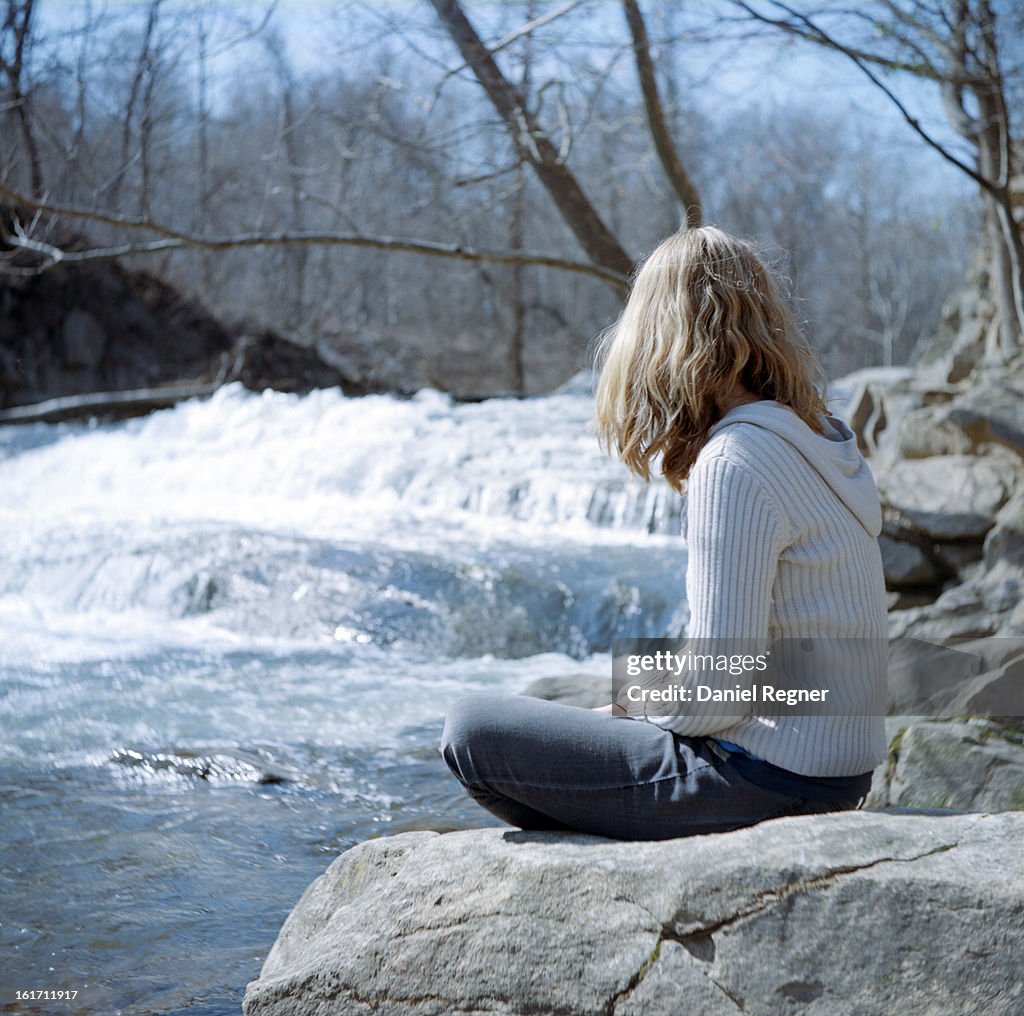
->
<box><xmin>243</xmin><ymin>811</ymin><xmax>1024</xmax><ymax>1016</ymax></box>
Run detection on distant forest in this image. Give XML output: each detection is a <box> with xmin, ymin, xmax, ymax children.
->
<box><xmin>2</xmin><ymin>1</ymin><xmax>1022</xmax><ymax>393</ymax></box>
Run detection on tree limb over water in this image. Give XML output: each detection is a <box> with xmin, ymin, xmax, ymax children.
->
<box><xmin>0</xmin><ymin>184</ymin><xmax>629</xmax><ymax>292</ymax></box>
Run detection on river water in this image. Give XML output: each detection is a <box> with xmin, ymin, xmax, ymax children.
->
<box><xmin>0</xmin><ymin>382</ymin><xmax>691</xmax><ymax>1014</ymax></box>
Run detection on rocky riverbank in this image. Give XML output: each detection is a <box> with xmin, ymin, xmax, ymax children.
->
<box><xmin>243</xmin><ymin>811</ymin><xmax>1023</xmax><ymax>1016</ymax></box>
<box><xmin>848</xmin><ymin>357</ymin><xmax>1024</xmax><ymax>638</ymax></box>
<box><xmin>834</xmin><ymin>235</ymin><xmax>1022</xmax><ymax>639</ymax></box>
<box><xmin>840</xmin><ymin>261</ymin><xmax>1024</xmax><ymax>810</ymax></box>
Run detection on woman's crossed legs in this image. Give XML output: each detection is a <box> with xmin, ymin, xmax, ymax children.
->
<box><xmin>440</xmin><ymin>692</ymin><xmax>841</xmax><ymax>841</ymax></box>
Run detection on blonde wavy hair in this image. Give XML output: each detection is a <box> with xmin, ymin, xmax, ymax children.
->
<box><xmin>594</xmin><ymin>226</ymin><xmax>828</xmax><ymax>492</ymax></box>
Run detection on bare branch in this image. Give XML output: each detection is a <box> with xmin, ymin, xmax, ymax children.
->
<box><xmin>205</xmin><ymin>0</ymin><xmax>279</xmax><ymax>61</ymax></box>
<box><xmin>724</xmin><ymin>1</ymin><xmax>944</xmax><ymax>78</ymax></box>
<box><xmin>877</xmin><ymin>0</ymin><xmax>953</xmax><ymax>62</ymax></box>
<box><xmin>487</xmin><ymin>0</ymin><xmax>587</xmax><ymax>60</ymax></box>
<box><xmin>0</xmin><ymin>185</ymin><xmax>629</xmax><ymax>290</ymax></box>
<box><xmin>454</xmin><ymin>162</ymin><xmax>522</xmax><ymax>187</ymax></box>
<box><xmin>428</xmin><ymin>0</ymin><xmax>588</xmax><ymax>107</ymax></box>
<box><xmin>734</xmin><ymin>0</ymin><xmax>993</xmax><ymax>193</ymax></box>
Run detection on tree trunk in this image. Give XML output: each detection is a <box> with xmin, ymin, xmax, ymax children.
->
<box><xmin>429</xmin><ymin>0</ymin><xmax>634</xmax><ymax>286</ymax></box>
<box><xmin>622</xmin><ymin>0</ymin><xmax>701</xmax><ymax>227</ymax></box>
<box><xmin>1</xmin><ymin>0</ymin><xmax>42</xmax><ymax>197</ymax></box>
<box><xmin>507</xmin><ymin>2</ymin><xmax>533</xmax><ymax>396</ymax></box>
<box><xmin>975</xmin><ymin>1</ymin><xmax>1024</xmax><ymax>357</ymax></box>
<box><xmin>954</xmin><ymin>0</ymin><xmax>1022</xmax><ymax>357</ymax></box>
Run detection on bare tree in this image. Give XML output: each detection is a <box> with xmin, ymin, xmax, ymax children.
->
<box><xmin>0</xmin><ymin>0</ymin><xmax>41</xmax><ymax>196</ymax></box>
<box><xmin>731</xmin><ymin>0</ymin><xmax>1023</xmax><ymax>357</ymax></box>
<box><xmin>428</xmin><ymin>0</ymin><xmax>635</xmax><ymax>281</ymax></box>
<box><xmin>507</xmin><ymin>1</ymin><xmax>534</xmax><ymax>394</ymax></box>
<box><xmin>104</xmin><ymin>0</ymin><xmax>162</xmax><ymax>212</ymax></box>
<box><xmin>622</xmin><ymin>0</ymin><xmax>701</xmax><ymax>227</ymax></box>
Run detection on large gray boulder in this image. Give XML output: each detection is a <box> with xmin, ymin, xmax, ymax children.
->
<box><xmin>873</xmin><ymin>720</ymin><xmax>1024</xmax><ymax>811</ymax></box>
<box><xmin>244</xmin><ymin>812</ymin><xmax>1024</xmax><ymax>1016</ymax></box>
<box><xmin>946</xmin><ymin>382</ymin><xmax>1024</xmax><ymax>459</ymax></box>
<box><xmin>876</xmin><ymin>453</ymin><xmax>1016</xmax><ymax>541</ymax></box>
<box><xmin>885</xmin><ymin>637</ymin><xmax>984</xmax><ymax>713</ymax></box>
<box><xmin>887</xmin><ymin>559</ymin><xmax>1024</xmax><ymax>639</ymax></box>
<box><xmin>884</xmin><ymin>381</ymin><xmax>1024</xmax><ymax>461</ymax></box>
<box><xmin>886</xmin><ymin>489</ymin><xmax>1024</xmax><ymax>638</ymax></box>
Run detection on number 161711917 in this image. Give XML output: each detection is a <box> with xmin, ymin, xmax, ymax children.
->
<box><xmin>15</xmin><ymin>990</ymin><xmax>80</xmax><ymax>1000</ymax></box>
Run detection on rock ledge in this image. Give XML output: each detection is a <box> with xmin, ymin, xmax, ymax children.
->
<box><xmin>244</xmin><ymin>811</ymin><xmax>1023</xmax><ymax>1016</ymax></box>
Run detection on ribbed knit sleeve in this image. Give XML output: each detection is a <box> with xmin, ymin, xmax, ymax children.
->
<box><xmin>636</xmin><ymin>453</ymin><xmax>787</xmax><ymax>738</ymax></box>
<box><xmin>684</xmin><ymin>453</ymin><xmax>786</xmax><ymax>644</ymax></box>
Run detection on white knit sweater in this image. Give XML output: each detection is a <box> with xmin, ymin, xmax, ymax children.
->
<box><xmin>638</xmin><ymin>400</ymin><xmax>889</xmax><ymax>777</ymax></box>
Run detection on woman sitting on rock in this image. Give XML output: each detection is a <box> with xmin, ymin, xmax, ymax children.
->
<box><xmin>440</xmin><ymin>225</ymin><xmax>888</xmax><ymax>840</ymax></box>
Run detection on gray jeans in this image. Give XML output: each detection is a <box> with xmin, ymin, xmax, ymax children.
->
<box><xmin>440</xmin><ymin>692</ymin><xmax>860</xmax><ymax>841</ymax></box>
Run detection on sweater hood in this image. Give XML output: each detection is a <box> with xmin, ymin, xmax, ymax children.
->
<box><xmin>707</xmin><ymin>400</ymin><xmax>883</xmax><ymax>537</ymax></box>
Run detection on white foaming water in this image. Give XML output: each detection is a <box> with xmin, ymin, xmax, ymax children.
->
<box><xmin>0</xmin><ymin>384</ymin><xmax>688</xmax><ymax>768</ymax></box>
<box><xmin>0</xmin><ymin>382</ymin><xmax>681</xmax><ymax>542</ymax></box>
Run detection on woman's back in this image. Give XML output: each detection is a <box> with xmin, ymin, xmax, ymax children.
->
<box><xmin>678</xmin><ymin>400</ymin><xmax>889</xmax><ymax>776</ymax></box>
